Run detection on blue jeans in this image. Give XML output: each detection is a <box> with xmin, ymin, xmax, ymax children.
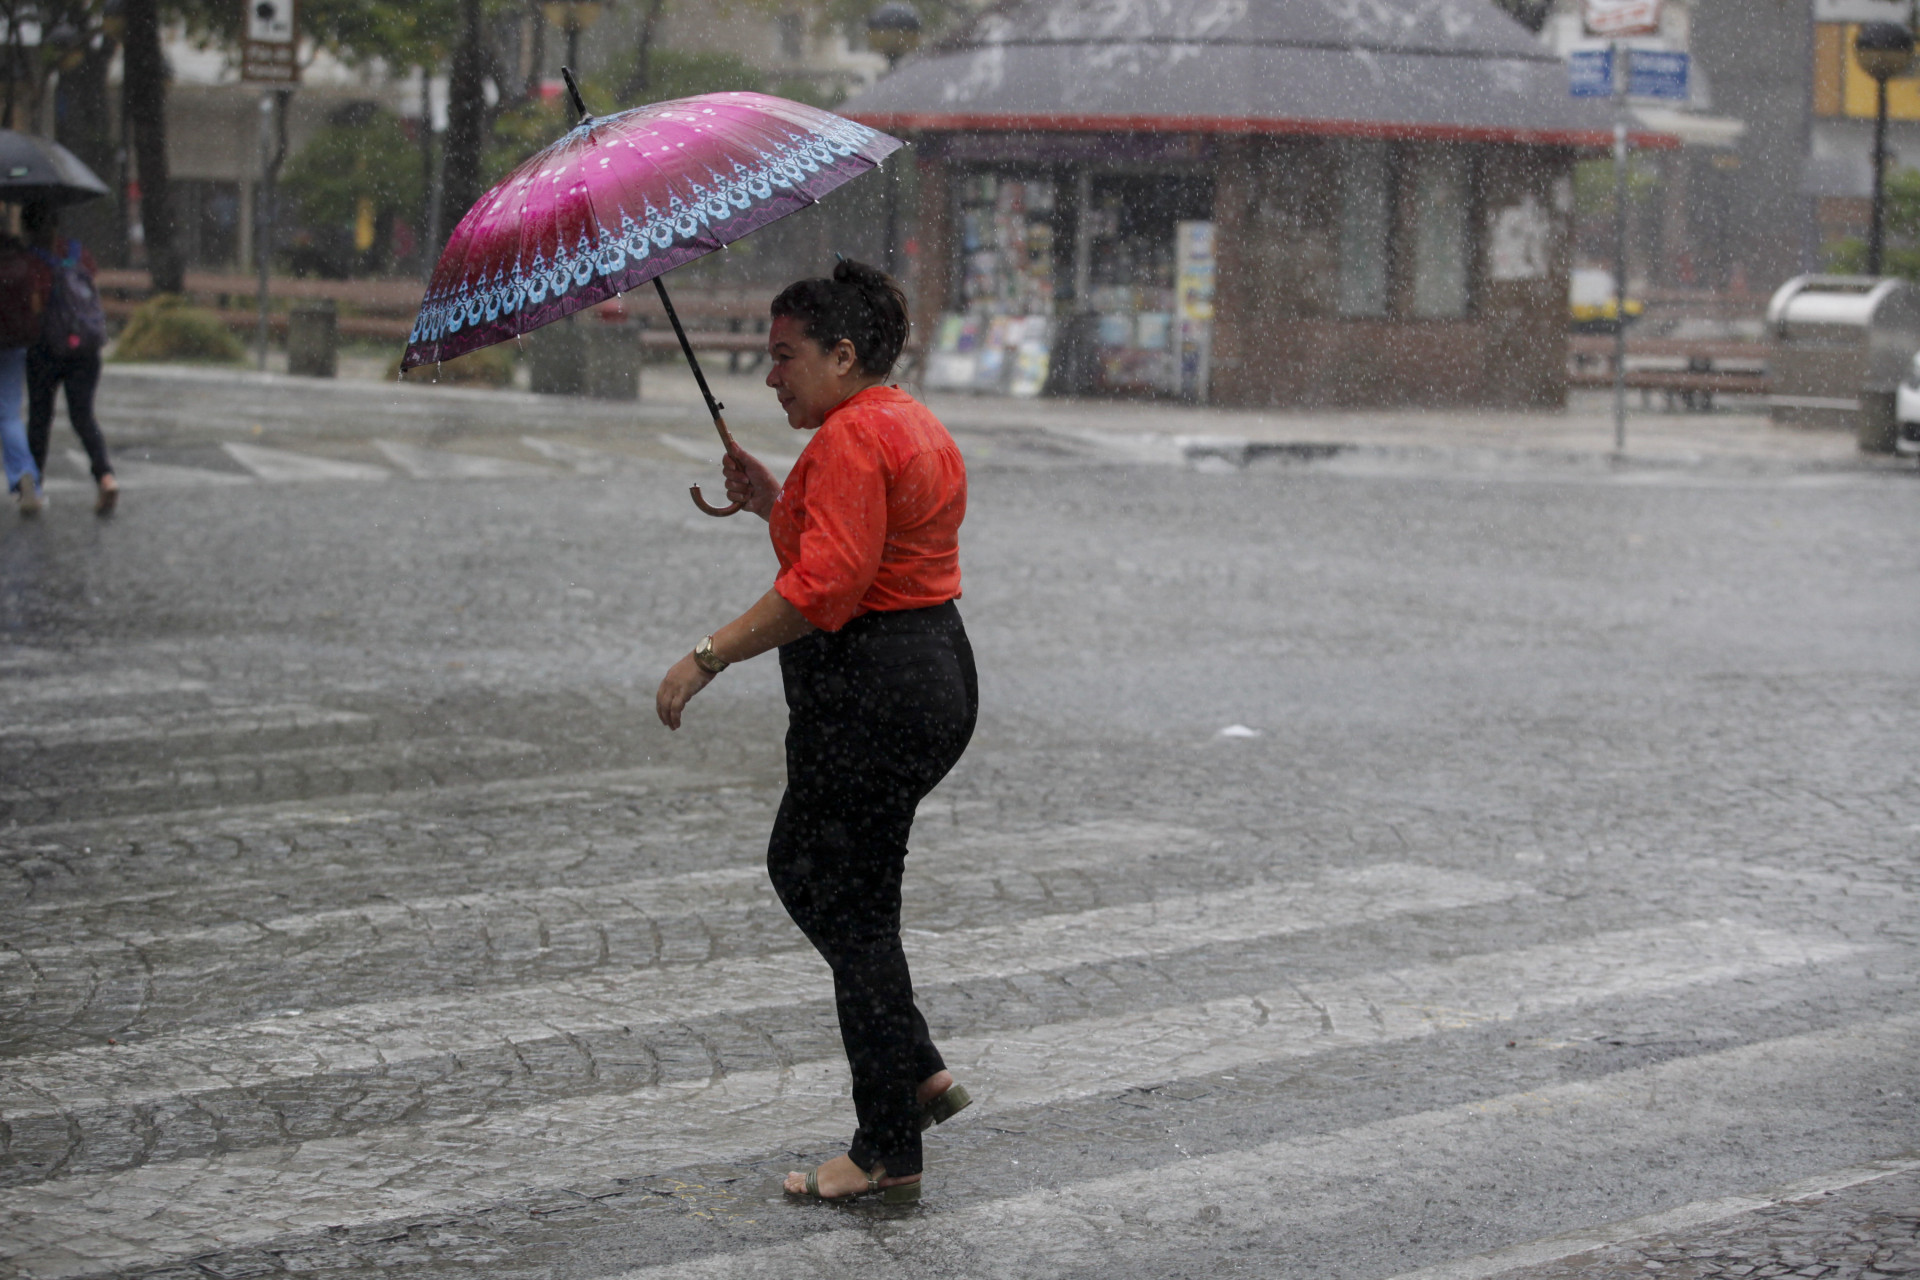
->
<box><xmin>0</xmin><ymin>347</ymin><xmax>35</xmax><ymax>494</ymax></box>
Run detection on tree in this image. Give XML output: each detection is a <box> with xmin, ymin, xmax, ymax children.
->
<box><xmin>1826</xmin><ymin>166</ymin><xmax>1920</xmax><ymax>281</ymax></box>
<box><xmin>280</xmin><ymin>105</ymin><xmax>423</xmax><ymax>276</ymax></box>
<box><xmin>441</xmin><ymin>0</ymin><xmax>487</xmax><ymax>241</ymax></box>
<box><xmin>123</xmin><ymin>0</ymin><xmax>183</xmax><ymax>293</ymax></box>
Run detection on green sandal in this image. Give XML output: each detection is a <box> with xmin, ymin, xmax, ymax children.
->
<box><xmin>789</xmin><ymin>1163</ymin><xmax>922</xmax><ymax>1205</ymax></box>
<box><xmin>920</xmin><ymin>1082</ymin><xmax>972</xmax><ymax>1132</ymax></box>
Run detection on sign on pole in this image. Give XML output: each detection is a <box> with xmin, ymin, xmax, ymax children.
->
<box><xmin>1628</xmin><ymin>49</ymin><xmax>1690</xmax><ymax>101</ymax></box>
<box><xmin>241</xmin><ymin>0</ymin><xmax>299</xmax><ymax>84</ymax></box>
<box><xmin>1570</xmin><ymin>48</ymin><xmax>1615</xmax><ymax>97</ymax></box>
<box><xmin>1582</xmin><ymin>0</ymin><xmax>1664</xmax><ymax>37</ymax></box>
<box><xmin>1568</xmin><ymin>47</ymin><xmax>1689</xmax><ymax>102</ymax></box>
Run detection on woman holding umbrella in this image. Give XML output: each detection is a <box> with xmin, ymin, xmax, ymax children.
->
<box><xmin>655</xmin><ymin>260</ymin><xmax>976</xmax><ymax>1205</ymax></box>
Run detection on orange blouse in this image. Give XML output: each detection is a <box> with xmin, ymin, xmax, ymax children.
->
<box><xmin>770</xmin><ymin>385</ymin><xmax>967</xmax><ymax>633</ymax></box>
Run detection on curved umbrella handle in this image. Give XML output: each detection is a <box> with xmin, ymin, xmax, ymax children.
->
<box><xmin>688</xmin><ymin>409</ymin><xmax>746</xmax><ymax>517</ymax></box>
<box><xmin>689</xmin><ymin>484</ymin><xmax>743</xmax><ymax>517</ymax></box>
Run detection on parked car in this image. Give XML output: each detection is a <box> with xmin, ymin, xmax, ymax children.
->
<box><xmin>1894</xmin><ymin>351</ymin><xmax>1920</xmax><ymax>456</ymax></box>
<box><xmin>1569</xmin><ymin>267</ymin><xmax>1645</xmax><ymax>332</ymax></box>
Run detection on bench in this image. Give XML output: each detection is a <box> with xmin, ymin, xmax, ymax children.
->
<box><xmin>1567</xmin><ymin>335</ymin><xmax>1771</xmax><ymax>409</ymax></box>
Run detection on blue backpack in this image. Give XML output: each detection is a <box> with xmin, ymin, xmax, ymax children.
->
<box><xmin>34</xmin><ymin>239</ymin><xmax>106</xmax><ymax>354</ymax></box>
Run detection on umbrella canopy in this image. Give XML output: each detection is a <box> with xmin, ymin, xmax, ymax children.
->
<box><xmin>0</xmin><ymin>130</ymin><xmax>109</xmax><ymax>207</ymax></box>
<box><xmin>402</xmin><ymin>91</ymin><xmax>902</xmax><ymax>371</ymax></box>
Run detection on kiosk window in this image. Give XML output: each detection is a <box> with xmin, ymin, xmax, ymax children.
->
<box><xmin>1338</xmin><ymin>142</ymin><xmax>1392</xmax><ymax>318</ymax></box>
<box><xmin>1411</xmin><ymin>150</ymin><xmax>1473</xmax><ymax>319</ymax></box>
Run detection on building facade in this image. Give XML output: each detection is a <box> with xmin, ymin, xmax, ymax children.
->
<box><xmin>849</xmin><ymin>0</ymin><xmax>1658</xmax><ymax>409</ymax></box>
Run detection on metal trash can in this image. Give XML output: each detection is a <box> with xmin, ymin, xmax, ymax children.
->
<box><xmin>1767</xmin><ymin>275</ymin><xmax>1920</xmax><ymax>451</ymax></box>
<box><xmin>583</xmin><ymin>320</ymin><xmax>640</xmax><ymax>401</ymax></box>
<box><xmin>287</xmin><ymin>298</ymin><xmax>338</xmax><ymax>378</ymax></box>
<box><xmin>528</xmin><ymin>314</ymin><xmax>640</xmax><ymax>399</ymax></box>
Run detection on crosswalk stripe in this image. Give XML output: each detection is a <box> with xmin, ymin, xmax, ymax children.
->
<box><xmin>1380</xmin><ymin>1157</ymin><xmax>1920</xmax><ymax>1280</ymax></box>
<box><xmin>374</xmin><ymin>440</ymin><xmax>550</xmax><ymax>480</ymax></box>
<box><xmin>221</xmin><ymin>442</ymin><xmax>391</xmax><ymax>482</ymax></box>
<box><xmin>0</xmin><ymin>925</ymin><xmax>1867</xmax><ymax>1279</ymax></box>
<box><xmin>658</xmin><ymin>432</ymin><xmax>797</xmax><ymax>471</ymax></box>
<box><xmin>64</xmin><ymin>449</ymin><xmax>252</xmax><ymax>488</ymax></box>
<box><xmin>0</xmin><ymin>737</ymin><xmax>540</xmax><ymax>807</ymax></box>
<box><xmin>0</xmin><ymin>863</ymin><xmax>1520</xmax><ymax>1124</ymax></box>
<box><xmin>521</xmin><ymin>436</ymin><xmax>619</xmax><ymax>473</ymax></box>
<box><xmin>0</xmin><ymin>673</ymin><xmax>209</xmax><ymax>706</ymax></box>
<box><xmin>0</xmin><ymin>819</ymin><xmax>1206</xmax><ymax>969</ymax></box>
<box><xmin>0</xmin><ymin>703</ymin><xmax>369</xmax><ymax>750</ymax></box>
<box><xmin>597</xmin><ymin>1011</ymin><xmax>1919</xmax><ymax>1280</ymax></box>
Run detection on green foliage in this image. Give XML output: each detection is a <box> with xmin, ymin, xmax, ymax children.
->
<box><xmin>1573</xmin><ymin>155</ymin><xmax>1660</xmax><ymax>219</ymax></box>
<box><xmin>643</xmin><ymin>49</ymin><xmax>766</xmax><ymax>102</ymax></box>
<box><xmin>1825</xmin><ymin>167</ymin><xmax>1920</xmax><ymax>282</ymax></box>
<box><xmin>111</xmin><ymin>295</ymin><xmax>245</xmax><ymax>363</ymax></box>
<box><xmin>280</xmin><ymin>107</ymin><xmax>424</xmax><ymax>275</ymax></box>
<box><xmin>388</xmin><ymin>342</ymin><xmax>517</xmax><ymax>386</ymax></box>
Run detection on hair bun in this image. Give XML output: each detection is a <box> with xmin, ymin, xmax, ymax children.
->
<box><xmin>772</xmin><ymin>258</ymin><xmax>911</xmax><ymax>377</ymax></box>
<box><xmin>832</xmin><ymin>258</ymin><xmax>891</xmax><ymax>292</ymax></box>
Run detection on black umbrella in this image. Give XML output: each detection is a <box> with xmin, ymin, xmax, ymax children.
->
<box><xmin>0</xmin><ymin>130</ymin><xmax>108</xmax><ymax>206</ymax></box>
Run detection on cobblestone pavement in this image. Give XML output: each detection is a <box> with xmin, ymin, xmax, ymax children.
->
<box><xmin>0</xmin><ymin>367</ymin><xmax>1915</xmax><ymax>1280</ymax></box>
<box><xmin>1451</xmin><ymin>1165</ymin><xmax>1920</xmax><ymax>1280</ymax></box>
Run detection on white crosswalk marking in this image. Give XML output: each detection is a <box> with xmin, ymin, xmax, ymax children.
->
<box><xmin>65</xmin><ymin>449</ymin><xmax>252</xmax><ymax>488</ymax></box>
<box><xmin>221</xmin><ymin>441</ymin><xmax>392</xmax><ymax>482</ymax></box>
<box><xmin>599</xmin><ymin>1013</ymin><xmax>1920</xmax><ymax>1280</ymax></box>
<box><xmin>0</xmin><ymin>862</ymin><xmax>1519</xmax><ymax>1124</ymax></box>
<box><xmin>0</xmin><ymin>818</ymin><xmax>1205</xmax><ymax>968</ymax></box>
<box><xmin>0</xmin><ymin>923</ymin><xmax>1859</xmax><ymax>1277</ymax></box>
<box><xmin>521</xmin><ymin>435</ymin><xmax>619</xmax><ymax>472</ymax></box>
<box><xmin>374</xmin><ymin>440</ymin><xmax>550</xmax><ymax>479</ymax></box>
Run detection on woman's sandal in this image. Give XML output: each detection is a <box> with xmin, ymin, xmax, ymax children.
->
<box><xmin>920</xmin><ymin>1081</ymin><xmax>972</xmax><ymax>1132</ymax></box>
<box><xmin>789</xmin><ymin>1163</ymin><xmax>922</xmax><ymax>1205</ymax></box>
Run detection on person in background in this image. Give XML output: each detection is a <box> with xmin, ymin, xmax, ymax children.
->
<box><xmin>0</xmin><ymin>214</ymin><xmax>43</xmax><ymax>515</ymax></box>
<box><xmin>23</xmin><ymin>200</ymin><xmax>116</xmax><ymax>514</ymax></box>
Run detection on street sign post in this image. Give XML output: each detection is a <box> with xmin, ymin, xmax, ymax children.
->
<box><xmin>241</xmin><ymin>0</ymin><xmax>299</xmax><ymax>85</ymax></box>
<box><xmin>1570</xmin><ymin>49</ymin><xmax>1614</xmax><ymax>97</ymax></box>
<box><xmin>242</xmin><ymin>0</ymin><xmax>297</xmax><ymax>370</ymax></box>
<box><xmin>1628</xmin><ymin>49</ymin><xmax>1690</xmax><ymax>101</ymax></box>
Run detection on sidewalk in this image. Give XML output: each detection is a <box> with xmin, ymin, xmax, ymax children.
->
<box><xmin>96</xmin><ymin>360</ymin><xmax>1908</xmax><ymax>474</ymax></box>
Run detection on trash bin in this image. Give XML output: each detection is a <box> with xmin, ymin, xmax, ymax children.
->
<box><xmin>583</xmin><ymin>320</ymin><xmax>640</xmax><ymax>401</ymax></box>
<box><xmin>1767</xmin><ymin>275</ymin><xmax>1920</xmax><ymax>451</ymax></box>
<box><xmin>528</xmin><ymin>314</ymin><xmax>587</xmax><ymax>395</ymax></box>
<box><xmin>287</xmin><ymin>298</ymin><xmax>338</xmax><ymax>378</ymax></box>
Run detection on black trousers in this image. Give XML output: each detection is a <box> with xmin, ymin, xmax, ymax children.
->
<box><xmin>27</xmin><ymin>346</ymin><xmax>111</xmax><ymax>481</ymax></box>
<box><xmin>768</xmin><ymin>601</ymin><xmax>978</xmax><ymax>1178</ymax></box>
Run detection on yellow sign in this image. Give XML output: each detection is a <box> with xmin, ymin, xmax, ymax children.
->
<box><xmin>1815</xmin><ymin>23</ymin><xmax>1920</xmax><ymax>119</ymax></box>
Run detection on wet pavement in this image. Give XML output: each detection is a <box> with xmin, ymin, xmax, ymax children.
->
<box><xmin>0</xmin><ymin>366</ymin><xmax>1916</xmax><ymax>1280</ymax></box>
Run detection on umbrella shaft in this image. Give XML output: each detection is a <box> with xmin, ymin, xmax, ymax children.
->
<box><xmin>653</xmin><ymin>276</ymin><xmax>726</xmax><ymax>426</ymax></box>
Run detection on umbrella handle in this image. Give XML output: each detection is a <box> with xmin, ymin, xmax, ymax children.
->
<box><xmin>690</xmin><ymin>411</ymin><xmax>745</xmax><ymax>517</ymax></box>
<box><xmin>690</xmin><ymin>485</ymin><xmax>742</xmax><ymax>517</ymax></box>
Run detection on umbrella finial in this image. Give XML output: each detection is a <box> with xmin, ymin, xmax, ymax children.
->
<box><xmin>561</xmin><ymin>67</ymin><xmax>590</xmax><ymax>124</ymax></box>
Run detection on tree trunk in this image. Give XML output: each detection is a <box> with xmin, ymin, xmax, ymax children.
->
<box><xmin>56</xmin><ymin>39</ymin><xmax>125</xmax><ymax>265</ymax></box>
<box><xmin>122</xmin><ymin>0</ymin><xmax>182</xmax><ymax>293</ymax></box>
<box><xmin>620</xmin><ymin>0</ymin><xmax>668</xmax><ymax>101</ymax></box>
<box><xmin>441</xmin><ymin>0</ymin><xmax>486</xmax><ymax>241</ymax></box>
<box><xmin>521</xmin><ymin>0</ymin><xmax>546</xmax><ymax>103</ymax></box>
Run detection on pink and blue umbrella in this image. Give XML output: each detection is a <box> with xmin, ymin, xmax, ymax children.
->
<box><xmin>404</xmin><ymin>80</ymin><xmax>902</xmax><ymax>513</ymax></box>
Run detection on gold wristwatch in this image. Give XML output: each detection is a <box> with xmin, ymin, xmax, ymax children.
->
<box><xmin>693</xmin><ymin>635</ymin><xmax>730</xmax><ymax>674</ymax></box>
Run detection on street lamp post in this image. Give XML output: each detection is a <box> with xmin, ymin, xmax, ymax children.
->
<box><xmin>1855</xmin><ymin>22</ymin><xmax>1915</xmax><ymax>277</ymax></box>
<box><xmin>867</xmin><ymin>3</ymin><xmax>921</xmax><ymax>276</ymax></box>
<box><xmin>541</xmin><ymin>2</ymin><xmax>605</xmax><ymax>81</ymax></box>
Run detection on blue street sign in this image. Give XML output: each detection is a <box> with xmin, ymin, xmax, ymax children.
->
<box><xmin>1570</xmin><ymin>48</ymin><xmax>1614</xmax><ymax>97</ymax></box>
<box><xmin>1628</xmin><ymin>49</ymin><xmax>1690</xmax><ymax>101</ymax></box>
